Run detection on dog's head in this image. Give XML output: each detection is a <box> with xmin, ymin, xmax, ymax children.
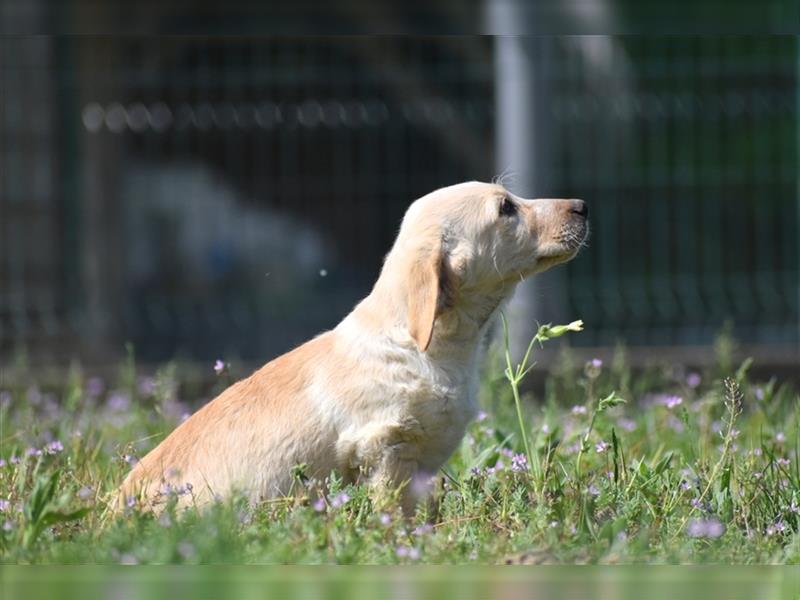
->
<box><xmin>380</xmin><ymin>181</ymin><xmax>588</xmax><ymax>351</ymax></box>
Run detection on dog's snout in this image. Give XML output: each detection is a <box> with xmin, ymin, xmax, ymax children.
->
<box><xmin>569</xmin><ymin>200</ymin><xmax>588</xmax><ymax>219</ymax></box>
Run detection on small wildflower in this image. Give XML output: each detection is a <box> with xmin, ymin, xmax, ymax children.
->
<box><xmin>25</xmin><ymin>447</ymin><xmax>42</xmax><ymax>458</ymax></box>
<box><xmin>549</xmin><ymin>520</ymin><xmax>559</xmax><ymax>528</ymax></box>
<box><xmin>2</xmin><ymin>521</ymin><xmax>12</xmax><ymax>532</ymax></box>
<box><xmin>86</xmin><ymin>377</ymin><xmax>105</xmax><ymax>398</ymax></box>
<box><xmin>413</xmin><ymin>523</ymin><xmax>433</xmax><ymax>537</ymax></box>
<box><xmin>595</xmin><ymin>440</ymin><xmax>610</xmax><ymax>453</ymax></box>
<box><xmin>662</xmin><ymin>395</ymin><xmax>683</xmax><ymax>409</ymax></box>
<box><xmin>0</xmin><ymin>499</ymin><xmax>9</xmax><ymax>512</ymax></box>
<box><xmin>687</xmin><ymin>517</ymin><xmax>725</xmax><ymax>539</ymax></box>
<box><xmin>379</xmin><ymin>513</ymin><xmax>392</xmax><ymax>526</ymax></box>
<box><xmin>541</xmin><ymin>423</ymin><xmax>550</xmax><ymax>434</ymax></box>
<box><xmin>408</xmin><ymin>547</ymin><xmax>421</xmax><ymax>560</ymax></box>
<box><xmin>330</xmin><ymin>492</ymin><xmax>350</xmax><ymax>508</ymax></box>
<box><xmin>776</xmin><ymin>432</ymin><xmax>786</xmax><ymax>443</ymax></box>
<box><xmin>510</xmin><ymin>453</ymin><xmax>529</xmax><ymax>472</ymax></box>
<box><xmin>588</xmin><ymin>484</ymin><xmax>600</xmax><ymax>497</ymax></box>
<box><xmin>571</xmin><ymin>405</ymin><xmax>587</xmax><ymax>415</ymax></box>
<box><xmin>313</xmin><ymin>498</ymin><xmax>326</xmax><ymax>512</ymax></box>
<box><xmin>752</xmin><ymin>447</ymin><xmax>763</xmax><ymax>457</ymax></box>
<box><xmin>395</xmin><ymin>545</ymin><xmax>410</xmax><ymax>558</ymax></box>
<box><xmin>126</xmin><ymin>496</ymin><xmax>137</xmax><ymax>509</ymax></box>
<box><xmin>77</xmin><ymin>486</ymin><xmax>93</xmax><ymax>500</ymax></box>
<box><xmin>107</xmin><ymin>390</ymin><xmax>131</xmax><ymax>412</ymax></box>
<box><xmin>46</xmin><ymin>440</ymin><xmax>64</xmax><ymax>454</ymax></box>
<box><xmin>617</xmin><ymin>417</ymin><xmax>636</xmax><ymax>432</ymax></box>
<box><xmin>777</xmin><ymin>458</ymin><xmax>790</xmax><ymax>467</ymax></box>
<box><xmin>213</xmin><ymin>360</ymin><xmax>227</xmax><ymax>376</ymax></box>
<box><xmin>667</xmin><ymin>415</ymin><xmax>685</xmax><ymax>433</ymax></box>
<box><xmin>729</xmin><ymin>428</ymin><xmax>740</xmax><ymax>439</ymax></box>
<box><xmin>9</xmin><ymin>456</ymin><xmax>20</xmax><ymax>465</ymax></box>
<box><xmin>137</xmin><ymin>376</ymin><xmax>156</xmax><ymax>397</ymax></box>
<box><xmin>766</xmin><ymin>521</ymin><xmax>787</xmax><ymax>536</ymax></box>
<box><xmin>591</xmin><ymin>358</ymin><xmax>603</xmax><ymax>369</ymax></box>
<box><xmin>789</xmin><ymin>502</ymin><xmax>800</xmax><ymax>514</ymax></box>
<box><xmin>686</xmin><ymin>373</ymin><xmax>702</xmax><ymax>389</ymax></box>
<box><xmin>755</xmin><ymin>387</ymin><xmax>765</xmax><ymax>401</ymax></box>
<box><xmin>475</xmin><ymin>410</ymin><xmax>488</xmax><ymax>422</ymax></box>
<box><xmin>680</xmin><ymin>480</ymin><xmax>692</xmax><ymax>491</ymax></box>
<box><xmin>0</xmin><ymin>459</ymin><xmax>6</xmax><ymax>468</ymax></box>
<box><xmin>158</xmin><ymin>512</ymin><xmax>172</xmax><ymax>528</ymax></box>
<box><xmin>469</xmin><ymin>467</ymin><xmax>482</xmax><ymax>477</ymax></box>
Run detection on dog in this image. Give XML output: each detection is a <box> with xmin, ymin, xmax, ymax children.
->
<box><xmin>117</xmin><ymin>181</ymin><xmax>588</xmax><ymax>514</ymax></box>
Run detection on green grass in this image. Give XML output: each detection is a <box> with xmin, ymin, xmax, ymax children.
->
<box><xmin>0</xmin><ymin>324</ymin><xmax>798</xmax><ymax>564</ymax></box>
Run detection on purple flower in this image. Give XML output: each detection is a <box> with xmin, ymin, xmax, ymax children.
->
<box><xmin>379</xmin><ymin>513</ymin><xmax>392</xmax><ymax>526</ymax></box>
<box><xmin>476</xmin><ymin>411</ymin><xmax>488</xmax><ymax>423</ymax></box>
<box><xmin>588</xmin><ymin>484</ymin><xmax>600</xmax><ymax>497</ymax></box>
<box><xmin>777</xmin><ymin>458</ymin><xmax>791</xmax><ymax>467</ymax></box>
<box><xmin>0</xmin><ymin>499</ymin><xmax>9</xmax><ymax>512</ymax></box>
<box><xmin>687</xmin><ymin>517</ymin><xmax>725</xmax><ymax>539</ymax></box>
<box><xmin>571</xmin><ymin>405</ymin><xmax>587</xmax><ymax>415</ymax></box>
<box><xmin>9</xmin><ymin>456</ymin><xmax>20</xmax><ymax>465</ymax></box>
<box><xmin>667</xmin><ymin>415</ymin><xmax>685</xmax><ymax>433</ymax></box>
<box><xmin>2</xmin><ymin>521</ymin><xmax>12</xmax><ymax>532</ymax></box>
<box><xmin>686</xmin><ymin>373</ymin><xmax>702</xmax><ymax>389</ymax></box>
<box><xmin>662</xmin><ymin>395</ymin><xmax>683</xmax><ymax>409</ymax></box>
<box><xmin>617</xmin><ymin>417</ymin><xmax>637</xmax><ymax>432</ymax></box>
<box><xmin>412</xmin><ymin>523</ymin><xmax>433</xmax><ymax>536</ymax></box>
<box><xmin>86</xmin><ymin>377</ymin><xmax>105</xmax><ymax>398</ymax></box>
<box><xmin>330</xmin><ymin>492</ymin><xmax>350</xmax><ymax>508</ymax></box>
<box><xmin>395</xmin><ymin>545</ymin><xmax>409</xmax><ymax>558</ymax></box>
<box><xmin>510</xmin><ymin>453</ymin><xmax>529</xmax><ymax>472</ymax></box>
<box><xmin>755</xmin><ymin>387</ymin><xmax>765</xmax><ymax>401</ymax></box>
<box><xmin>595</xmin><ymin>440</ymin><xmax>610</xmax><ymax>454</ymax></box>
<box><xmin>408</xmin><ymin>547</ymin><xmax>421</xmax><ymax>560</ymax></box>
<box><xmin>46</xmin><ymin>440</ymin><xmax>64</xmax><ymax>454</ymax></box>
<box><xmin>78</xmin><ymin>486</ymin><xmax>93</xmax><ymax>500</ymax></box>
<box><xmin>766</xmin><ymin>520</ymin><xmax>787</xmax><ymax>536</ymax></box>
<box><xmin>590</xmin><ymin>358</ymin><xmax>603</xmax><ymax>369</ymax></box>
<box><xmin>313</xmin><ymin>498</ymin><xmax>326</xmax><ymax>512</ymax></box>
<box><xmin>107</xmin><ymin>390</ymin><xmax>131</xmax><ymax>412</ymax></box>
<box><xmin>213</xmin><ymin>360</ymin><xmax>226</xmax><ymax>375</ymax></box>
<box><xmin>137</xmin><ymin>376</ymin><xmax>156</xmax><ymax>397</ymax></box>
<box><xmin>776</xmin><ymin>432</ymin><xmax>786</xmax><ymax>443</ymax></box>
<box><xmin>680</xmin><ymin>480</ymin><xmax>692</xmax><ymax>491</ymax></box>
<box><xmin>25</xmin><ymin>447</ymin><xmax>42</xmax><ymax>458</ymax></box>
<box><xmin>0</xmin><ymin>459</ymin><xmax>6</xmax><ymax>468</ymax></box>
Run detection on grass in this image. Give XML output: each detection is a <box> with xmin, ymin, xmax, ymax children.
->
<box><xmin>0</xmin><ymin>323</ymin><xmax>798</xmax><ymax>564</ymax></box>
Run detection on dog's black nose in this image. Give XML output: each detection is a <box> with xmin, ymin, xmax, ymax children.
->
<box><xmin>570</xmin><ymin>200</ymin><xmax>588</xmax><ymax>218</ymax></box>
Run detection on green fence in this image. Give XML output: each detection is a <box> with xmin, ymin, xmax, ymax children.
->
<box><xmin>0</xmin><ymin>35</ymin><xmax>797</xmax><ymax>362</ymax></box>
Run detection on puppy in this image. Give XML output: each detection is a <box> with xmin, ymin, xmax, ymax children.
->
<box><xmin>117</xmin><ymin>181</ymin><xmax>588</xmax><ymax>513</ymax></box>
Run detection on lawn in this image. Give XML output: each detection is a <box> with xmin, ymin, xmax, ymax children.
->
<box><xmin>0</xmin><ymin>323</ymin><xmax>798</xmax><ymax>564</ymax></box>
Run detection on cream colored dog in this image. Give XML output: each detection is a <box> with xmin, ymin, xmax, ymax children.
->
<box><xmin>118</xmin><ymin>181</ymin><xmax>588</xmax><ymax>513</ymax></box>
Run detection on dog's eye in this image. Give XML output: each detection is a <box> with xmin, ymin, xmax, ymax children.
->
<box><xmin>499</xmin><ymin>197</ymin><xmax>517</xmax><ymax>217</ymax></box>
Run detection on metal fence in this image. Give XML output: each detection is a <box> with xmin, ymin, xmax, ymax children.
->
<box><xmin>1</xmin><ymin>34</ymin><xmax>797</xmax><ymax>364</ymax></box>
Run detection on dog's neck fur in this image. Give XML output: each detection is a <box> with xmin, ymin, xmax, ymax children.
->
<box><xmin>351</xmin><ymin>273</ymin><xmax>517</xmax><ymax>359</ymax></box>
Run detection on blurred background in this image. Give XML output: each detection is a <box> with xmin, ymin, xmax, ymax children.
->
<box><xmin>1</xmin><ymin>2</ymin><xmax>798</xmax><ymax>373</ymax></box>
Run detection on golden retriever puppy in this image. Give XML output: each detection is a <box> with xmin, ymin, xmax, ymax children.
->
<box><xmin>117</xmin><ymin>181</ymin><xmax>588</xmax><ymax>513</ymax></box>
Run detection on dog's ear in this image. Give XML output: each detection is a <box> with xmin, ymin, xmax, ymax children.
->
<box><xmin>406</xmin><ymin>236</ymin><xmax>444</xmax><ymax>352</ymax></box>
